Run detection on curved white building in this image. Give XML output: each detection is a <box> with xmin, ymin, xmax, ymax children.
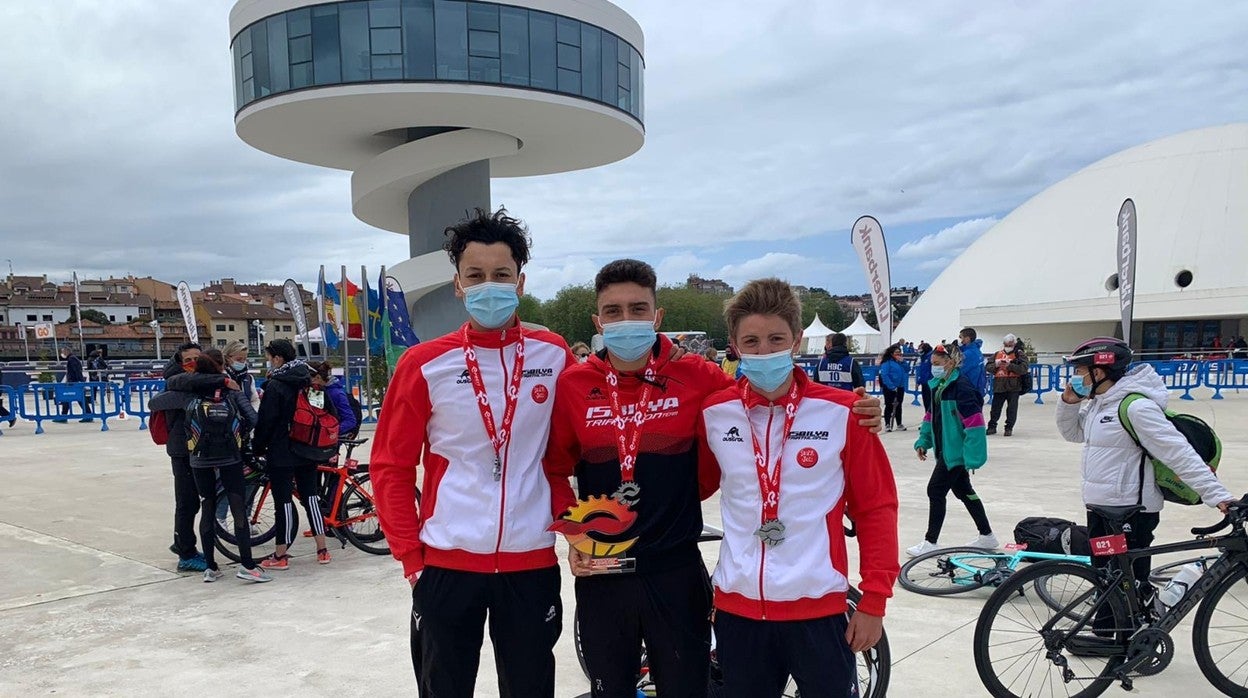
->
<box><xmin>894</xmin><ymin>123</ymin><xmax>1248</xmax><ymax>354</ymax></box>
<box><xmin>229</xmin><ymin>0</ymin><xmax>645</xmax><ymax>338</ymax></box>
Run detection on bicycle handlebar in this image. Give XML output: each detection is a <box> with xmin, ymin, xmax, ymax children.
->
<box><xmin>1191</xmin><ymin>493</ymin><xmax>1248</xmax><ymax>537</ymax></box>
<box><xmin>1191</xmin><ymin>518</ymin><xmax>1231</xmax><ymax>537</ymax></box>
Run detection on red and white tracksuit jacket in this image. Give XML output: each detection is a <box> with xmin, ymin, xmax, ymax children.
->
<box><xmin>371</xmin><ymin>321</ymin><xmax>574</xmax><ymax>578</ymax></box>
<box><xmin>698</xmin><ymin>371</ymin><xmax>899</xmax><ymax>619</ymax></box>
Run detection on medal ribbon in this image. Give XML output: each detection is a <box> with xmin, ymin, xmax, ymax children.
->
<box><xmin>741</xmin><ymin>378</ymin><xmax>802</xmax><ymax>525</ymax></box>
<box><xmin>605</xmin><ymin>357</ymin><xmax>659</xmax><ymax>483</ymax></box>
<box><xmin>461</xmin><ymin>326</ymin><xmax>526</xmax><ymax>475</ymax></box>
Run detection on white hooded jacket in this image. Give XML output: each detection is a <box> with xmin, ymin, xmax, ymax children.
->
<box><xmin>1056</xmin><ymin>364</ymin><xmax>1231</xmax><ymax>513</ymax></box>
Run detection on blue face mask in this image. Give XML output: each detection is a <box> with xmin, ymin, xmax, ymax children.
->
<box><xmin>739</xmin><ymin>349</ymin><xmax>795</xmax><ymax>393</ymax></box>
<box><xmin>231</xmin><ymin>361</ymin><xmax>247</xmax><ymax>373</ymax></box>
<box><xmin>601</xmin><ymin>320</ymin><xmax>656</xmax><ymax>362</ymax></box>
<box><xmin>1070</xmin><ymin>372</ymin><xmax>1092</xmax><ymax>397</ymax></box>
<box><xmin>463</xmin><ymin>282</ymin><xmax>519</xmax><ymax>329</ymax></box>
<box><xmin>932</xmin><ymin>365</ymin><xmax>947</xmax><ymax>380</ymax></box>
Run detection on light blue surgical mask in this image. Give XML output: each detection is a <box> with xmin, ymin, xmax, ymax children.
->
<box><xmin>1070</xmin><ymin>372</ymin><xmax>1092</xmax><ymax>397</ymax></box>
<box><xmin>463</xmin><ymin>282</ymin><xmax>519</xmax><ymax>329</ymax></box>
<box><xmin>231</xmin><ymin>361</ymin><xmax>247</xmax><ymax>372</ymax></box>
<box><xmin>739</xmin><ymin>349</ymin><xmax>795</xmax><ymax>393</ymax></box>
<box><xmin>601</xmin><ymin>320</ymin><xmax>656</xmax><ymax>362</ymax></box>
<box><xmin>932</xmin><ymin>365</ymin><xmax>947</xmax><ymax>380</ymax></box>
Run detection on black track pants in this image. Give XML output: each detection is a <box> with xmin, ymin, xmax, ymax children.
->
<box><xmin>714</xmin><ymin>611</ymin><xmax>857</xmax><ymax>698</ymax></box>
<box><xmin>412</xmin><ymin>565</ymin><xmax>562</xmax><ymax>698</ymax></box>
<box><xmin>575</xmin><ymin>559</ymin><xmax>713</xmax><ymax>698</ymax></box>
<box><xmin>170</xmin><ymin>456</ymin><xmax>200</xmax><ymax>559</ymax></box>
<box><xmin>191</xmin><ymin>462</ymin><xmax>254</xmax><ymax>570</ymax></box>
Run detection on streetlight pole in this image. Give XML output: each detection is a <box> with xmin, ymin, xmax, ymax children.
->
<box><xmin>18</xmin><ymin>323</ymin><xmax>29</xmax><ymax>363</ymax></box>
<box><xmin>149</xmin><ymin>320</ymin><xmax>163</xmax><ymax>362</ymax></box>
<box><xmin>252</xmin><ymin>319</ymin><xmax>265</xmax><ymax>357</ymax></box>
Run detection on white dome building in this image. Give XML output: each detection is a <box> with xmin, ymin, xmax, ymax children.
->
<box><xmin>894</xmin><ymin>124</ymin><xmax>1248</xmax><ymax>355</ymax></box>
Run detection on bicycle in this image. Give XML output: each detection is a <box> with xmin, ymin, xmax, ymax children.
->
<box><xmin>973</xmin><ymin>498</ymin><xmax>1248</xmax><ymax>697</ymax></box>
<box><xmin>572</xmin><ymin>524</ymin><xmax>890</xmax><ymax>698</ymax></box>
<box><xmin>900</xmin><ymin>544</ymin><xmax>1091</xmax><ymax>596</ymax></box>
<box><xmin>215</xmin><ymin>438</ymin><xmax>388</xmax><ymax>562</ymax></box>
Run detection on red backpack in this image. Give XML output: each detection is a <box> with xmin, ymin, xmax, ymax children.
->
<box><xmin>288</xmin><ymin>387</ymin><xmax>340</xmax><ymax>462</ymax></box>
<box><xmin>149</xmin><ymin>410</ymin><xmax>169</xmax><ymax>446</ymax></box>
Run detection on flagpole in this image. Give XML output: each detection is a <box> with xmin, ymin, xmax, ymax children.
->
<box><xmin>360</xmin><ymin>264</ymin><xmax>374</xmax><ymax>422</ymax></box>
<box><xmin>73</xmin><ymin>271</ymin><xmax>86</xmax><ymax>357</ymax></box>
<box><xmin>341</xmin><ymin>265</ymin><xmax>350</xmax><ymax>396</ymax></box>
<box><xmin>379</xmin><ymin>265</ymin><xmax>391</xmax><ymax>382</ymax></box>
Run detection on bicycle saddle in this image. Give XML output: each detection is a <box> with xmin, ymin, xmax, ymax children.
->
<box><xmin>339</xmin><ymin>437</ymin><xmax>370</xmax><ymax>446</ymax></box>
<box><xmin>1086</xmin><ymin>503</ymin><xmax>1145</xmax><ymax>522</ymax></box>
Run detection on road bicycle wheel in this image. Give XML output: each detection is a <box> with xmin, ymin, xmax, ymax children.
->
<box><xmin>338</xmin><ymin>474</ymin><xmax>389</xmax><ymax>555</ymax></box>
<box><xmin>899</xmin><ymin>546</ymin><xmax>1006</xmax><ymax>596</ymax></box>
<box><xmin>216</xmin><ymin>481</ymin><xmax>297</xmax><ymax>564</ymax></box>
<box><xmin>1193</xmin><ymin>565</ymin><xmax>1248</xmax><ymax>697</ymax></box>
<box><xmin>848</xmin><ymin>585</ymin><xmax>890</xmax><ymax>698</ymax></box>
<box><xmin>974</xmin><ymin>561</ymin><xmax>1127</xmax><ymax>698</ymax></box>
<box><xmin>1149</xmin><ymin>556</ymin><xmax>1217</xmax><ymax>585</ymax></box>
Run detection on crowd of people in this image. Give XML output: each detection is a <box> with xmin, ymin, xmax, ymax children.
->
<box><xmin>124</xmin><ymin>206</ymin><xmax>1238</xmax><ymax>696</ymax></box>
<box><xmin>148</xmin><ymin>337</ymin><xmax>359</xmax><ymax>584</ymax></box>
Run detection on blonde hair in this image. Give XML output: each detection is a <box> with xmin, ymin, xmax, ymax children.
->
<box><xmin>724</xmin><ymin>278</ymin><xmax>803</xmax><ymax>338</ymax></box>
<box><xmin>223</xmin><ymin>340</ymin><xmax>249</xmax><ymax>361</ymax></box>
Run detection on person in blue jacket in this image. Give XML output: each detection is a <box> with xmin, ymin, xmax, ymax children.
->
<box><xmin>915</xmin><ymin>342</ymin><xmax>934</xmax><ymax>413</ymax></box>
<box><xmin>314</xmin><ymin>361</ymin><xmax>358</xmax><ymax>438</ymax></box>
<box><xmin>878</xmin><ymin>344</ymin><xmax>909</xmax><ymax>432</ymax></box>
<box><xmin>959</xmin><ymin>327</ymin><xmax>987</xmax><ymax>398</ymax></box>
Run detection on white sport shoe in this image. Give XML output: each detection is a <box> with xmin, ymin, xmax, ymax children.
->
<box><xmin>906</xmin><ymin>540</ymin><xmax>940</xmax><ymax>557</ymax></box>
<box><xmin>203</xmin><ymin>569</ymin><xmax>225</xmax><ymax>583</ymax></box>
<box><xmin>967</xmin><ymin>533</ymin><xmax>1000</xmax><ymax>549</ymax></box>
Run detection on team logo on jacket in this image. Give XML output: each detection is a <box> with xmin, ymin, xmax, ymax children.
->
<box><xmin>523</xmin><ymin>368</ymin><xmax>555</xmax><ymax>379</ymax></box>
<box><xmin>587</xmin><ymin>387</ymin><xmax>605</xmax><ymax>400</ymax></box>
<box><xmin>457</xmin><ymin>369</ymin><xmax>472</xmax><ymax>384</ymax></box>
<box><xmin>584</xmin><ymin>397</ymin><xmax>680</xmax><ymax>426</ymax></box>
<box><xmin>797</xmin><ymin>447</ymin><xmax>819</xmax><ymax>468</ymax></box>
<box><xmin>547</xmin><ymin>495</ymin><xmax>639</xmax><ymax>556</ymax></box>
<box><xmin>788</xmin><ymin>430</ymin><xmax>830</xmax><ymax>441</ymax></box>
<box><xmin>722</xmin><ymin>426</ymin><xmax>744</xmax><ymax>442</ymax></box>
<box><xmin>1099</xmin><ymin>415</ymin><xmax>1115</xmax><ymax>424</ymax></box>
<box><xmin>531</xmin><ymin>384</ymin><xmax>549</xmax><ymax>404</ymax></box>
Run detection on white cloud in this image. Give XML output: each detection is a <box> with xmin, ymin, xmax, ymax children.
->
<box><xmin>917</xmin><ymin>257</ymin><xmax>955</xmax><ymax>272</ymax></box>
<box><xmin>712</xmin><ymin>253</ymin><xmax>849</xmax><ymax>291</ymax></box>
<box><xmin>522</xmin><ymin>257</ymin><xmax>602</xmax><ymax>299</ymax></box>
<box><xmin>895</xmin><ymin>217</ymin><xmax>1000</xmax><ymax>261</ymax></box>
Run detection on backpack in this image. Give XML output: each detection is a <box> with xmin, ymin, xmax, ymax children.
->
<box><xmin>1019</xmin><ymin>368</ymin><xmax>1033</xmax><ymax>393</ymax></box>
<box><xmin>346</xmin><ymin>392</ymin><xmax>363</xmax><ymax>436</ymax></box>
<box><xmin>1013</xmin><ymin>516</ymin><xmax>1091</xmax><ymax>556</ymax></box>
<box><xmin>185</xmin><ymin>390</ymin><xmax>242</xmax><ymax>460</ymax></box>
<box><xmin>289</xmin><ymin>387</ymin><xmax>340</xmax><ymax>462</ymax></box>
<box><xmin>149</xmin><ymin>409</ymin><xmax>169</xmax><ymax>446</ymax></box>
<box><xmin>1118</xmin><ymin>393</ymin><xmax>1222</xmax><ymax>505</ymax></box>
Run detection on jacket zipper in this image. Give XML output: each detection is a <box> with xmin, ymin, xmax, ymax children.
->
<box><xmin>493</xmin><ymin>333</ymin><xmax>509</xmax><ymax>572</ymax></box>
<box><xmin>757</xmin><ymin>402</ymin><xmax>775</xmax><ymax>620</ymax></box>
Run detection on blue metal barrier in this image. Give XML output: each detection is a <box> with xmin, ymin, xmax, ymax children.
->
<box><xmin>1205</xmin><ymin>360</ymin><xmax>1248</xmax><ymax>400</ymax></box>
<box><xmin>22</xmin><ymin>381</ymin><xmax>122</xmax><ymax>434</ymax></box>
<box><xmin>1026</xmin><ymin>364</ymin><xmax>1057</xmax><ymax>405</ymax></box>
<box><xmin>860</xmin><ymin>366</ymin><xmax>882</xmax><ymax>396</ymax></box>
<box><xmin>1144</xmin><ymin>360</ymin><xmax>1203</xmax><ymax>401</ymax></box>
<box><xmin>125</xmin><ymin>379</ymin><xmax>167</xmax><ymax>430</ymax></box>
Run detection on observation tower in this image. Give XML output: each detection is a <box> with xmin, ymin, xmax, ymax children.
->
<box><xmin>229</xmin><ymin>0</ymin><xmax>645</xmax><ymax>338</ymax></box>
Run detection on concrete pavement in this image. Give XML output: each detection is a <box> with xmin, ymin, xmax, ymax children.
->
<box><xmin>1</xmin><ymin>389</ymin><xmax>1245</xmax><ymax>696</ymax></box>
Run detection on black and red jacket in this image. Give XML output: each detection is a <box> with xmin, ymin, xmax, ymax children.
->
<box><xmin>543</xmin><ymin>334</ymin><xmax>733</xmax><ymax>572</ymax></box>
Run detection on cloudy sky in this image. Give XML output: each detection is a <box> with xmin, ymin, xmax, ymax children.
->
<box><xmin>2</xmin><ymin>1</ymin><xmax>1246</xmax><ymax>299</ymax></box>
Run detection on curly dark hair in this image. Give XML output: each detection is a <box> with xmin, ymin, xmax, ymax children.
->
<box><xmin>443</xmin><ymin>207</ymin><xmax>532</xmax><ymax>271</ymax></box>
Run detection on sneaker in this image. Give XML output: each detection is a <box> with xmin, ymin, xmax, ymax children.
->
<box><xmin>885</xmin><ymin>425</ymin><xmax>893</xmax><ymax>433</ymax></box>
<box><xmin>236</xmin><ymin>566</ymin><xmax>273</xmax><ymax>583</ymax></box>
<box><xmin>895</xmin><ymin>425</ymin><xmax>907</xmax><ymax>431</ymax></box>
<box><xmin>906</xmin><ymin>540</ymin><xmax>940</xmax><ymax>557</ymax></box>
<box><xmin>967</xmin><ymin>533</ymin><xmax>1000</xmax><ymax>549</ymax></box>
<box><xmin>6</xmin><ymin>418</ymin><xmax>15</xmax><ymax>428</ymax></box>
<box><xmin>986</xmin><ymin>425</ymin><xmax>998</xmax><ymax>435</ymax></box>
<box><xmin>203</xmin><ymin>568</ymin><xmax>225</xmax><ymax>583</ymax></box>
<box><xmin>216</xmin><ymin>517</ymin><xmax>230</xmax><ymax>531</ymax></box>
<box><xmin>259</xmin><ymin>554</ymin><xmax>290</xmax><ymax>570</ymax></box>
<box><xmin>317</xmin><ymin>548</ymin><xmax>332</xmax><ymax>565</ymax></box>
<box><xmin>177</xmin><ymin>554</ymin><xmax>208</xmax><ymax>572</ymax></box>
<box><xmin>1003</xmin><ymin>427</ymin><xmax>1013</xmax><ymax>437</ymax></box>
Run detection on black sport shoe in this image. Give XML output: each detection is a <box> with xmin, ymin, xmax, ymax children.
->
<box><xmin>986</xmin><ymin>426</ymin><xmax>998</xmax><ymax>435</ymax></box>
<box><xmin>1003</xmin><ymin>427</ymin><xmax>1013</xmax><ymax>437</ymax></box>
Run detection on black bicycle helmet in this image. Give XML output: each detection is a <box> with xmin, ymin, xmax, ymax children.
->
<box><xmin>1065</xmin><ymin>337</ymin><xmax>1132</xmax><ymax>379</ymax></box>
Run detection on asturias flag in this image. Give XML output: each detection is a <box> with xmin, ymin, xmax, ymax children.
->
<box><xmin>367</xmin><ymin>281</ymin><xmax>384</xmax><ymax>355</ymax></box>
<box><xmin>321</xmin><ymin>270</ymin><xmax>340</xmax><ymax>350</ymax></box>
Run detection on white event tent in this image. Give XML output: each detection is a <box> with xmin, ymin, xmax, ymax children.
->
<box><xmin>799</xmin><ymin>314</ymin><xmax>835</xmax><ymax>354</ymax></box>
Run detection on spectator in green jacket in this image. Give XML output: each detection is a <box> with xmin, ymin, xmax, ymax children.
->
<box><xmin>907</xmin><ymin>342</ymin><xmax>996</xmax><ymax>557</ymax></box>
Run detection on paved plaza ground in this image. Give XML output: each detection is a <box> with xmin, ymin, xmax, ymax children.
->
<box><xmin>1</xmin><ymin>389</ymin><xmax>1246</xmax><ymax>696</ymax></box>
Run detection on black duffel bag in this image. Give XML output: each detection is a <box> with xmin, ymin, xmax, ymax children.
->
<box><xmin>1013</xmin><ymin>516</ymin><xmax>1091</xmax><ymax>556</ymax></box>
